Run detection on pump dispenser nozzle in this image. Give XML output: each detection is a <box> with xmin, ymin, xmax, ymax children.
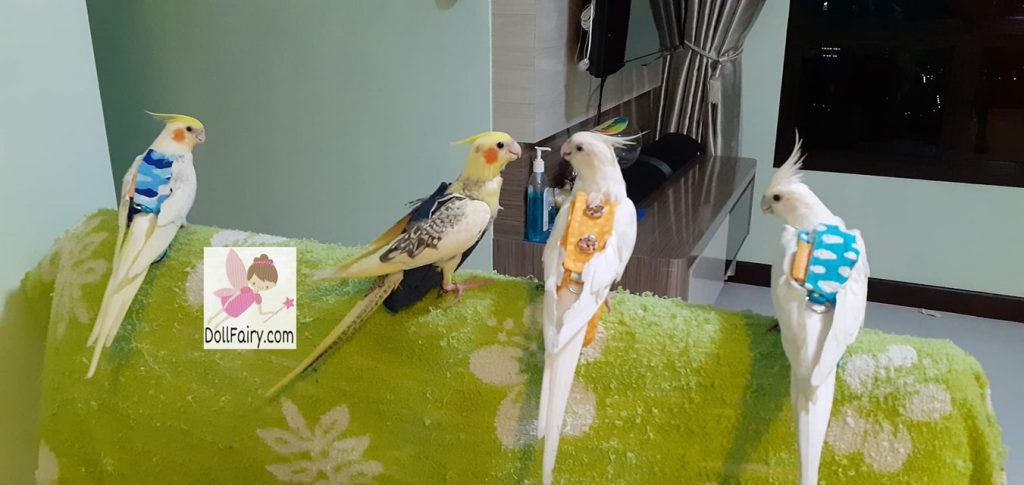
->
<box><xmin>532</xmin><ymin>146</ymin><xmax>552</xmax><ymax>173</ymax></box>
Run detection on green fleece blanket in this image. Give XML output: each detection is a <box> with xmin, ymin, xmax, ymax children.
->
<box><xmin>20</xmin><ymin>211</ymin><xmax>1005</xmax><ymax>484</ymax></box>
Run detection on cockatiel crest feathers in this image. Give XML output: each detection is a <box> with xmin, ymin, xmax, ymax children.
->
<box><xmin>768</xmin><ymin>133</ymin><xmax>807</xmax><ymax>192</ymax></box>
<box><xmin>587</xmin><ymin>131</ymin><xmax>638</xmax><ymax>149</ymax></box>
<box><xmin>586</xmin><ymin>131</ymin><xmax>640</xmax><ymax>150</ymax></box>
<box><xmin>146</xmin><ymin>111</ymin><xmax>205</xmax><ymax>130</ymax></box>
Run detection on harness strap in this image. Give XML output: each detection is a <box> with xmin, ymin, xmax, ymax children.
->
<box><xmin>557</xmin><ymin>192</ymin><xmax>617</xmax><ymax>347</ymax></box>
<box><xmin>557</xmin><ymin>192</ymin><xmax>617</xmax><ymax>291</ymax></box>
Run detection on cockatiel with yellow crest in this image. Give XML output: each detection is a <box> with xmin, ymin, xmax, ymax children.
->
<box><xmin>87</xmin><ymin>112</ymin><xmax>206</xmax><ymax>378</ymax></box>
<box><xmin>266</xmin><ymin>131</ymin><xmax>522</xmax><ymax>397</ymax></box>
<box><xmin>763</xmin><ymin>137</ymin><xmax>870</xmax><ymax>485</ymax></box>
<box><xmin>538</xmin><ymin>131</ymin><xmax>637</xmax><ymax>485</ymax></box>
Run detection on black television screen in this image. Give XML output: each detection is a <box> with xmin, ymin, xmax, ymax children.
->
<box><xmin>577</xmin><ymin>0</ymin><xmax>663</xmax><ymax>79</ymax></box>
<box><xmin>586</xmin><ymin>0</ymin><xmax>632</xmax><ymax>78</ymax></box>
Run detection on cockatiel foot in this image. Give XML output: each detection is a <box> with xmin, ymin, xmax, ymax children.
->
<box><xmin>443</xmin><ymin>278</ymin><xmax>490</xmax><ymax>305</ymax></box>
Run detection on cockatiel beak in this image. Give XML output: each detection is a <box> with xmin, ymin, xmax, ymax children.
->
<box><xmin>760</xmin><ymin>195</ymin><xmax>773</xmax><ymax>215</ymax></box>
<box><xmin>508</xmin><ymin>140</ymin><xmax>522</xmax><ymax>161</ymax></box>
<box><xmin>195</xmin><ymin>129</ymin><xmax>206</xmax><ymax>144</ymax></box>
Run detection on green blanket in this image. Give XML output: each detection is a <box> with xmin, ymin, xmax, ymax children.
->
<box><xmin>20</xmin><ymin>211</ymin><xmax>1004</xmax><ymax>484</ymax></box>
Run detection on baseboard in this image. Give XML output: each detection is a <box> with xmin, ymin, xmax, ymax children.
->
<box><xmin>728</xmin><ymin>261</ymin><xmax>1024</xmax><ymax>323</ymax></box>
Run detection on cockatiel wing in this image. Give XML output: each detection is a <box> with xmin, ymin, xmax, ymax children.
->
<box><xmin>554</xmin><ymin>197</ymin><xmax>636</xmax><ymax>351</ymax></box>
<box><xmin>112</xmin><ymin>156</ymin><xmax>142</xmax><ymax>265</ymax></box>
<box><xmin>810</xmin><ymin>230</ymin><xmax>869</xmax><ymax>387</ymax></box>
<box><xmin>329</xmin><ymin>183</ymin><xmax>447</xmax><ymax>275</ymax></box>
<box><xmin>155</xmin><ymin>152</ymin><xmax>195</xmax><ymax>228</ymax></box>
<box><xmin>541</xmin><ymin>201</ymin><xmax>571</xmax><ymax>346</ymax></box>
<box><xmin>325</xmin><ymin>184</ymin><xmax>491</xmax><ymax>279</ymax></box>
<box><xmin>772</xmin><ymin>225</ymin><xmax>809</xmax><ymax>364</ymax></box>
<box><xmin>334</xmin><ymin>215</ymin><xmax>412</xmax><ymax>273</ymax></box>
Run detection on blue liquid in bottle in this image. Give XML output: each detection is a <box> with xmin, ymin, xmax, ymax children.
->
<box><xmin>525</xmin><ymin>185</ymin><xmax>550</xmax><ymax>243</ymax></box>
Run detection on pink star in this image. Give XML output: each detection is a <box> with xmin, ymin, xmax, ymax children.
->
<box><xmin>283</xmin><ymin>297</ymin><xmax>295</xmax><ymax>309</ymax></box>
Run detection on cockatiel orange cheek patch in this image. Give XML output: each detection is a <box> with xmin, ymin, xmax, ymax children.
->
<box><xmin>172</xmin><ymin>128</ymin><xmax>186</xmax><ymax>142</ymax></box>
<box><xmin>483</xmin><ymin>147</ymin><xmax>499</xmax><ymax>164</ymax></box>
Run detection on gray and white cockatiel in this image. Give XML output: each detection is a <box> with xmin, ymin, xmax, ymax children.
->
<box><xmin>762</xmin><ymin>137</ymin><xmax>870</xmax><ymax>485</ymax></box>
<box><xmin>265</xmin><ymin>131</ymin><xmax>521</xmax><ymax>397</ymax></box>
<box><xmin>538</xmin><ymin>131</ymin><xmax>637</xmax><ymax>485</ymax></box>
<box><xmin>87</xmin><ymin>112</ymin><xmax>206</xmax><ymax>378</ymax></box>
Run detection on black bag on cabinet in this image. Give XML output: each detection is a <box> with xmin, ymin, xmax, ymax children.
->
<box><xmin>620</xmin><ymin>133</ymin><xmax>702</xmax><ymax>203</ymax></box>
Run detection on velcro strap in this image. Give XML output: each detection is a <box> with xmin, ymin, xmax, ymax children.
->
<box><xmin>791</xmin><ymin>238</ymin><xmax>812</xmax><ymax>284</ymax></box>
<box><xmin>558</xmin><ymin>192</ymin><xmax>616</xmax><ymax>290</ymax></box>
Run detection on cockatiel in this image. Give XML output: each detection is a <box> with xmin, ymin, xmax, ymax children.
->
<box><xmin>265</xmin><ymin>131</ymin><xmax>522</xmax><ymax>397</ymax></box>
<box><xmin>762</xmin><ymin>137</ymin><xmax>869</xmax><ymax>485</ymax></box>
<box><xmin>538</xmin><ymin>131</ymin><xmax>637</xmax><ymax>485</ymax></box>
<box><xmin>87</xmin><ymin>112</ymin><xmax>205</xmax><ymax>378</ymax></box>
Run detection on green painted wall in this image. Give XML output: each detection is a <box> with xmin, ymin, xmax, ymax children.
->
<box><xmin>87</xmin><ymin>0</ymin><xmax>494</xmax><ymax>268</ymax></box>
<box><xmin>0</xmin><ymin>0</ymin><xmax>114</xmax><ymax>481</ymax></box>
<box><xmin>739</xmin><ymin>0</ymin><xmax>1024</xmax><ymax>298</ymax></box>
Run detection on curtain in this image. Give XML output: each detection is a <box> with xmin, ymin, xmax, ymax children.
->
<box><xmin>649</xmin><ymin>0</ymin><xmax>766</xmax><ymax>156</ymax></box>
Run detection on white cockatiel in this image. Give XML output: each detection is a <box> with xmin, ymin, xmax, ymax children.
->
<box><xmin>87</xmin><ymin>112</ymin><xmax>205</xmax><ymax>379</ymax></box>
<box><xmin>762</xmin><ymin>137</ymin><xmax>869</xmax><ymax>485</ymax></box>
<box><xmin>538</xmin><ymin>131</ymin><xmax>637</xmax><ymax>485</ymax></box>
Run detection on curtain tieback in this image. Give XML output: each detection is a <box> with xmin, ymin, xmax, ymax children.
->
<box><xmin>683</xmin><ymin>41</ymin><xmax>743</xmax><ymax>104</ymax></box>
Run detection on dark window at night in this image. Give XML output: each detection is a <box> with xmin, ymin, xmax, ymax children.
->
<box><xmin>775</xmin><ymin>0</ymin><xmax>1024</xmax><ymax>187</ymax></box>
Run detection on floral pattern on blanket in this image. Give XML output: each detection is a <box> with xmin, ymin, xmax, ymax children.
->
<box><xmin>468</xmin><ymin>300</ymin><xmax>605</xmax><ymax>448</ymax></box>
<box><xmin>36</xmin><ymin>215</ymin><xmax>109</xmax><ymax>338</ymax></box>
<box><xmin>827</xmin><ymin>344</ymin><xmax>954</xmax><ymax>472</ymax></box>
<box><xmin>258</xmin><ymin>399</ymin><xmax>383</xmax><ymax>484</ymax></box>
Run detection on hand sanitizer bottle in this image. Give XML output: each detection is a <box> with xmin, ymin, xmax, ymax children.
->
<box><xmin>526</xmin><ymin>146</ymin><xmax>553</xmax><ymax>243</ymax></box>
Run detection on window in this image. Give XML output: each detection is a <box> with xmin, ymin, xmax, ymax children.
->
<box><xmin>775</xmin><ymin>0</ymin><xmax>1024</xmax><ymax>187</ymax></box>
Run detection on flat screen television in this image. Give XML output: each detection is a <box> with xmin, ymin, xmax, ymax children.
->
<box><xmin>582</xmin><ymin>0</ymin><xmax>661</xmax><ymax>79</ymax></box>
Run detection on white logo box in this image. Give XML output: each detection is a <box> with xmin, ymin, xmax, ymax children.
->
<box><xmin>203</xmin><ymin>247</ymin><xmax>297</xmax><ymax>349</ymax></box>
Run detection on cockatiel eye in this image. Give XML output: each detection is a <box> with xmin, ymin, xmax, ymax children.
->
<box><xmin>496</xmin><ymin>141</ymin><xmax>505</xmax><ymax>149</ymax></box>
<box><xmin>186</xmin><ymin>126</ymin><xmax>193</xmax><ymax>132</ymax></box>
<box><xmin>773</xmin><ymin>194</ymin><xmax>782</xmax><ymax>202</ymax></box>
<box><xmin>575</xmin><ymin>145</ymin><xmax>583</xmax><ymax>152</ymax></box>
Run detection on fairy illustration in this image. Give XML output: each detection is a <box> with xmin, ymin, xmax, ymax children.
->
<box><xmin>207</xmin><ymin>250</ymin><xmax>279</xmax><ymax>328</ymax></box>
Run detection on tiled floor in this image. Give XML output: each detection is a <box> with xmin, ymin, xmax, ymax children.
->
<box><xmin>715</xmin><ymin>283</ymin><xmax>1022</xmax><ymax>481</ymax></box>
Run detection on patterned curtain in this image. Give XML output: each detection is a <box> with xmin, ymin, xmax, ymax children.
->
<box><xmin>650</xmin><ymin>0</ymin><xmax>766</xmax><ymax>156</ymax></box>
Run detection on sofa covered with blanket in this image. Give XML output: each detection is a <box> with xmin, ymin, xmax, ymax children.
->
<box><xmin>11</xmin><ymin>211</ymin><xmax>1006</xmax><ymax>483</ymax></box>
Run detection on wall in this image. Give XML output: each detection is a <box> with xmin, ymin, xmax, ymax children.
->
<box><xmin>739</xmin><ymin>0</ymin><xmax>1024</xmax><ymax>298</ymax></box>
<box><xmin>0</xmin><ymin>0</ymin><xmax>114</xmax><ymax>481</ymax></box>
<box><xmin>87</xmin><ymin>0</ymin><xmax>494</xmax><ymax>268</ymax></box>
<box><xmin>493</xmin><ymin>0</ymin><xmax>662</xmax><ymax>143</ymax></box>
